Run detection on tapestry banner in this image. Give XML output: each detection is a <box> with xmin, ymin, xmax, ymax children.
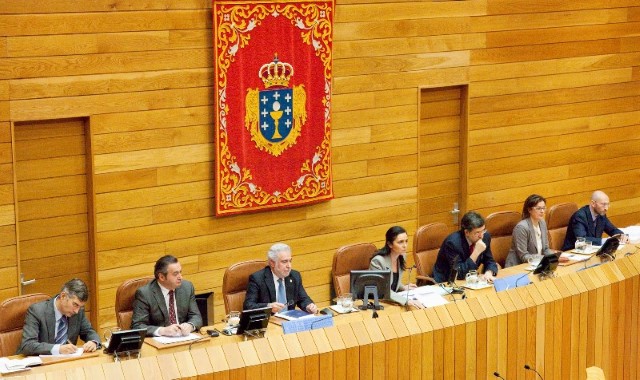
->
<box><xmin>213</xmin><ymin>0</ymin><xmax>334</xmax><ymax>215</ymax></box>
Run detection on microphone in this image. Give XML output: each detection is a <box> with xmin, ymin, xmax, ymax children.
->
<box><xmin>514</xmin><ymin>272</ymin><xmax>529</xmax><ymax>288</ymax></box>
<box><xmin>188</xmin><ymin>334</ymin><xmax>209</xmax><ymax>351</ymax></box>
<box><xmin>405</xmin><ymin>265</ymin><xmax>416</xmax><ymax>311</ymax></box>
<box><xmin>524</xmin><ymin>364</ymin><xmax>543</xmax><ymax>380</ymax></box>
<box><xmin>493</xmin><ymin>371</ymin><xmax>506</xmax><ymax>380</ymax></box>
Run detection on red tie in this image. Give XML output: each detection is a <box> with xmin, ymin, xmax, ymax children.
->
<box><xmin>168</xmin><ymin>290</ymin><xmax>177</xmax><ymax>325</ymax></box>
<box><xmin>469</xmin><ymin>243</ymin><xmax>475</xmax><ymax>254</ymax></box>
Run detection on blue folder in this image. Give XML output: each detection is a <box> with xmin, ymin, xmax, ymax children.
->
<box><xmin>493</xmin><ymin>273</ymin><xmax>531</xmax><ymax>292</ymax></box>
<box><xmin>282</xmin><ymin>315</ymin><xmax>334</xmax><ymax>334</ymax></box>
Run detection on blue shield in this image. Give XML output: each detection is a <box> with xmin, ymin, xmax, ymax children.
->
<box><xmin>258</xmin><ymin>88</ymin><xmax>294</xmax><ymax>142</ymax></box>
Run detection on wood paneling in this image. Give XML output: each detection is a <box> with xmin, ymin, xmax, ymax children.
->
<box><xmin>0</xmin><ymin>0</ymin><xmax>638</xmax><ymax>339</ymax></box>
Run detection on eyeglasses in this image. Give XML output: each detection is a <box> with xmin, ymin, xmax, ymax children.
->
<box><xmin>533</xmin><ymin>206</ymin><xmax>546</xmax><ymax>211</ymax></box>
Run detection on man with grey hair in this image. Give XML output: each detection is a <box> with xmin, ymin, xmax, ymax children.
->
<box><xmin>562</xmin><ymin>190</ymin><xmax>629</xmax><ymax>251</ymax></box>
<box><xmin>18</xmin><ymin>278</ymin><xmax>100</xmax><ymax>355</ymax></box>
<box><xmin>244</xmin><ymin>243</ymin><xmax>317</xmax><ymax>314</ymax></box>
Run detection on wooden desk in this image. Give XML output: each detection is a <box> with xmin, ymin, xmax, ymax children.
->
<box><xmin>4</xmin><ymin>245</ymin><xmax>640</xmax><ymax>379</ymax></box>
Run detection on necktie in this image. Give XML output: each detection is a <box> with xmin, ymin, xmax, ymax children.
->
<box><xmin>55</xmin><ymin>316</ymin><xmax>68</xmax><ymax>345</ymax></box>
<box><xmin>277</xmin><ymin>278</ymin><xmax>287</xmax><ymax>306</ymax></box>
<box><xmin>168</xmin><ymin>290</ymin><xmax>177</xmax><ymax>325</ymax></box>
<box><xmin>469</xmin><ymin>243</ymin><xmax>476</xmax><ymax>254</ymax></box>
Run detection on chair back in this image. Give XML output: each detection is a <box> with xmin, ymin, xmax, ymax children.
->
<box><xmin>546</xmin><ymin>202</ymin><xmax>578</xmax><ymax>251</ymax></box>
<box><xmin>413</xmin><ymin>222</ymin><xmax>449</xmax><ymax>284</ymax></box>
<box><xmin>585</xmin><ymin>366</ymin><xmax>606</xmax><ymax>380</ymax></box>
<box><xmin>222</xmin><ymin>260</ymin><xmax>266</xmax><ymax>314</ymax></box>
<box><xmin>115</xmin><ymin>277</ymin><xmax>154</xmax><ymax>330</ymax></box>
<box><xmin>332</xmin><ymin>243</ymin><xmax>377</xmax><ymax>297</ymax></box>
<box><xmin>0</xmin><ymin>293</ymin><xmax>50</xmax><ymax>356</ymax></box>
<box><xmin>485</xmin><ymin>211</ymin><xmax>521</xmax><ymax>268</ymax></box>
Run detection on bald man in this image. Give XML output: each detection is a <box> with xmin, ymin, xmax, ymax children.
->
<box><xmin>561</xmin><ymin>190</ymin><xmax>629</xmax><ymax>251</ymax></box>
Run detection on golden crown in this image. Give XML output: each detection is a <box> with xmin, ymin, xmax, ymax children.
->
<box><xmin>259</xmin><ymin>54</ymin><xmax>293</xmax><ymax>88</ymax></box>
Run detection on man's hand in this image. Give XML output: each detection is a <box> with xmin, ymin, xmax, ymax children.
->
<box><xmin>82</xmin><ymin>341</ymin><xmax>97</xmax><ymax>352</ymax></box>
<box><xmin>158</xmin><ymin>324</ymin><xmax>182</xmax><ymax>337</ymax></box>
<box><xmin>59</xmin><ymin>343</ymin><xmax>77</xmax><ymax>354</ymax></box>
<box><xmin>471</xmin><ymin>239</ymin><xmax>486</xmax><ymax>261</ymax></box>
<box><xmin>268</xmin><ymin>302</ymin><xmax>286</xmax><ymax>313</ymax></box>
<box><xmin>305</xmin><ymin>303</ymin><xmax>318</xmax><ymax>314</ymax></box>
<box><xmin>178</xmin><ymin>323</ymin><xmax>193</xmax><ymax>336</ymax></box>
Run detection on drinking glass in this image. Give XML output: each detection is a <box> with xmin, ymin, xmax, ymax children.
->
<box><xmin>103</xmin><ymin>327</ymin><xmax>121</xmax><ymax>347</ymax></box>
<box><xmin>340</xmin><ymin>293</ymin><xmax>353</xmax><ymax>311</ymax></box>
<box><xmin>227</xmin><ymin>311</ymin><xmax>240</xmax><ymax>326</ymax></box>
<box><xmin>528</xmin><ymin>254</ymin><xmax>543</xmax><ymax>268</ymax></box>
<box><xmin>575</xmin><ymin>237</ymin><xmax>586</xmax><ymax>253</ymax></box>
<box><xmin>465</xmin><ymin>270</ymin><xmax>478</xmax><ymax>287</ymax></box>
<box><xmin>584</xmin><ymin>240</ymin><xmax>592</xmax><ymax>253</ymax></box>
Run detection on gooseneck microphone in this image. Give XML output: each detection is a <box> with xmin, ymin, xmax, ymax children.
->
<box><xmin>524</xmin><ymin>364</ymin><xmax>544</xmax><ymax>380</ymax></box>
<box><xmin>405</xmin><ymin>265</ymin><xmax>416</xmax><ymax>311</ymax></box>
<box><xmin>493</xmin><ymin>371</ymin><xmax>506</xmax><ymax>380</ymax></box>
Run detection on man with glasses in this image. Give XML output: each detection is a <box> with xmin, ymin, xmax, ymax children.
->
<box><xmin>561</xmin><ymin>190</ymin><xmax>629</xmax><ymax>251</ymax></box>
<box><xmin>432</xmin><ymin>211</ymin><xmax>499</xmax><ymax>283</ymax></box>
<box><xmin>17</xmin><ymin>278</ymin><xmax>101</xmax><ymax>355</ymax></box>
<box><xmin>243</xmin><ymin>243</ymin><xmax>317</xmax><ymax>314</ymax></box>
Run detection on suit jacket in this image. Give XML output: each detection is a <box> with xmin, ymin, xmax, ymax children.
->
<box><xmin>505</xmin><ymin>218</ymin><xmax>553</xmax><ymax>267</ymax></box>
<box><xmin>243</xmin><ymin>267</ymin><xmax>314</xmax><ymax>311</ymax></box>
<box><xmin>131</xmin><ymin>279</ymin><xmax>203</xmax><ymax>336</ymax></box>
<box><xmin>369</xmin><ymin>254</ymin><xmax>408</xmax><ymax>305</ymax></box>
<box><xmin>561</xmin><ymin>205</ymin><xmax>623</xmax><ymax>251</ymax></box>
<box><xmin>17</xmin><ymin>297</ymin><xmax>100</xmax><ymax>356</ymax></box>
<box><xmin>432</xmin><ymin>230</ymin><xmax>498</xmax><ymax>284</ymax></box>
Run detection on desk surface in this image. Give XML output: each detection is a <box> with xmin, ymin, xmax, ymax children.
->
<box><xmin>4</xmin><ymin>243</ymin><xmax>639</xmax><ymax>379</ymax></box>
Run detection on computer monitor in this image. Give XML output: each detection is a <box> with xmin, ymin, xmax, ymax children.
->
<box><xmin>533</xmin><ymin>252</ymin><xmax>559</xmax><ymax>276</ymax></box>
<box><xmin>349</xmin><ymin>269</ymin><xmax>391</xmax><ymax>310</ymax></box>
<box><xmin>236</xmin><ymin>306</ymin><xmax>272</xmax><ymax>335</ymax></box>
<box><xmin>596</xmin><ymin>237</ymin><xmax>620</xmax><ymax>259</ymax></box>
<box><xmin>103</xmin><ymin>328</ymin><xmax>146</xmax><ymax>356</ymax></box>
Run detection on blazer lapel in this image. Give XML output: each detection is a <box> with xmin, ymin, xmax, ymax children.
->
<box><xmin>46</xmin><ymin>299</ymin><xmax>56</xmax><ymax>343</ymax></box>
<box><xmin>151</xmin><ymin>282</ymin><xmax>169</xmax><ymax>323</ymax></box>
<box><xmin>264</xmin><ymin>268</ymin><xmax>277</xmax><ymax>303</ymax></box>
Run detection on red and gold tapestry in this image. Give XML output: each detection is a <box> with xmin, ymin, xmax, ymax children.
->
<box><xmin>213</xmin><ymin>0</ymin><xmax>334</xmax><ymax>216</ymax></box>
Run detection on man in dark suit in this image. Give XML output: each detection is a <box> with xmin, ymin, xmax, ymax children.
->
<box><xmin>561</xmin><ymin>190</ymin><xmax>629</xmax><ymax>251</ymax></box>
<box><xmin>432</xmin><ymin>211</ymin><xmax>499</xmax><ymax>284</ymax></box>
<box><xmin>244</xmin><ymin>243</ymin><xmax>317</xmax><ymax>314</ymax></box>
<box><xmin>131</xmin><ymin>255</ymin><xmax>203</xmax><ymax>337</ymax></box>
<box><xmin>17</xmin><ymin>278</ymin><xmax>100</xmax><ymax>356</ymax></box>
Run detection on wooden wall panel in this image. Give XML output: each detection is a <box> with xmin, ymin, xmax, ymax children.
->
<box><xmin>0</xmin><ymin>0</ymin><xmax>638</xmax><ymax>338</ymax></box>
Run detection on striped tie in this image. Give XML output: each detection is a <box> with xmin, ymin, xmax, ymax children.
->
<box><xmin>168</xmin><ymin>290</ymin><xmax>177</xmax><ymax>324</ymax></box>
<box><xmin>55</xmin><ymin>316</ymin><xmax>68</xmax><ymax>345</ymax></box>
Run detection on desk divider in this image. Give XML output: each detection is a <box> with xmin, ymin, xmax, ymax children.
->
<box><xmin>495</xmin><ymin>291</ymin><xmax>518</xmax><ymax>380</ymax></box>
<box><xmin>281</xmin><ymin>331</ymin><xmax>306</xmax><ymax>379</ymax></box>
<box><xmin>138</xmin><ymin>356</ymin><xmax>165</xmax><ymax>380</ymax></box>
<box><xmin>206</xmin><ymin>346</ymin><xmax>230</xmax><ymax>380</ymax></box>
<box><xmin>619</xmin><ymin>259</ymin><xmax>640</xmax><ymax>379</ymax></box>
<box><xmin>335</xmin><ymin>323</ymin><xmax>360</xmax><ymax>380</ymax></box>
<box><xmin>64</xmin><ymin>366</ymin><xmax>85</xmax><ymax>380</ymax></box>
<box><xmin>156</xmin><ymin>353</ymin><xmax>182</xmax><ymax>380</ymax></box>
<box><xmin>252</xmin><ymin>337</ymin><xmax>277</xmax><ymax>379</ymax></box>
<box><xmin>265</xmin><ymin>335</ymin><xmax>291</xmax><ymax>380</ymax></box>
<box><xmin>423</xmin><ymin>307</ymin><xmax>445</xmax><ymax>380</ymax></box>
<box><xmin>120</xmin><ymin>357</ymin><xmax>144</xmax><ymax>380</ymax></box>
<box><xmin>486</xmin><ymin>292</ymin><xmax>509</xmax><ymax>378</ymax></box>
<box><xmin>398</xmin><ymin>312</ymin><xmax>422</xmax><ymax>380</ymax></box>
<box><xmin>236</xmin><ymin>340</ymin><xmax>261</xmax><ymax>379</ymax></box>
<box><xmin>221</xmin><ymin>342</ymin><xmax>247</xmax><ymax>380</ymax></box>
<box><xmin>310</xmin><ymin>328</ymin><xmax>334</xmax><ymax>379</ymax></box>
<box><xmin>553</xmin><ymin>275</ymin><xmax>578</xmax><ymax>380</ymax></box>
<box><xmin>101</xmin><ymin>361</ymin><xmax>124</xmax><ymax>380</ymax></box>
<box><xmin>43</xmin><ymin>368</ymin><xmax>67</xmax><ymax>380</ymax></box>
<box><xmin>189</xmin><ymin>347</ymin><xmax>213</xmax><ymax>380</ymax></box>
<box><xmin>293</xmin><ymin>331</ymin><xmax>319</xmax><ymax>380</ymax></box>
<box><xmin>387</xmin><ymin>313</ymin><xmax>411</xmax><ymax>380</ymax></box>
<box><xmin>452</xmin><ymin>301</ymin><xmax>476</xmax><ymax>380</ymax></box>
<box><xmin>443</xmin><ymin>302</ymin><xmax>466</xmax><ymax>380</ymax></box>
<box><xmin>349</xmin><ymin>320</ymin><xmax>373</xmax><ymax>380</ymax></box>
<box><xmin>81</xmin><ymin>362</ymin><xmax>106</xmax><ymax>380</ymax></box>
<box><xmin>464</xmin><ymin>297</ymin><xmax>487</xmax><ymax>380</ymax></box>
<box><xmin>361</xmin><ymin>319</ymin><xmax>385</xmax><ymax>380</ymax></box>
<box><xmin>173</xmin><ymin>350</ymin><xmax>199</xmax><ymax>380</ymax></box>
<box><xmin>404</xmin><ymin>311</ymin><xmax>430</xmax><ymax>380</ymax></box>
<box><xmin>322</xmin><ymin>326</ymin><xmax>346</xmax><ymax>380</ymax></box>
<box><xmin>374</xmin><ymin>315</ymin><xmax>398</xmax><ymax>380</ymax></box>
<box><xmin>477</xmin><ymin>294</ymin><xmax>500</xmax><ymax>380</ymax></box>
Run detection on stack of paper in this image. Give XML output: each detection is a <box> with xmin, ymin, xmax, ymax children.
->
<box><xmin>0</xmin><ymin>356</ymin><xmax>42</xmax><ymax>374</ymax></box>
